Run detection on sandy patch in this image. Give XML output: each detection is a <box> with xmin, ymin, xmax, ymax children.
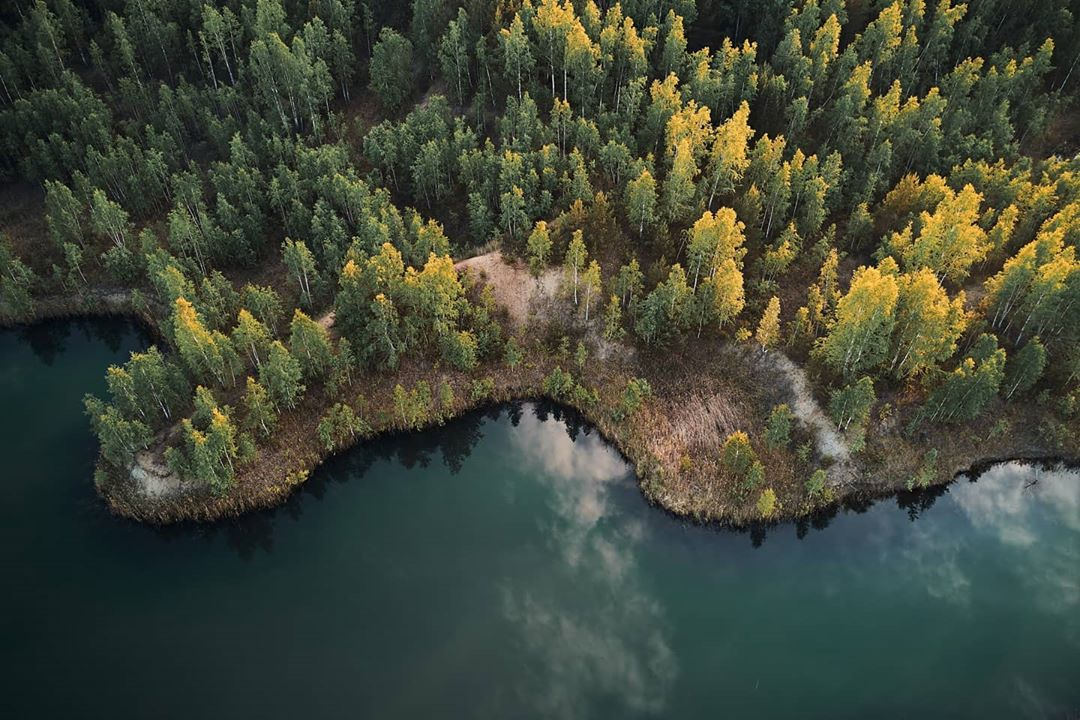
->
<box><xmin>765</xmin><ymin>351</ymin><xmax>855</xmax><ymax>482</ymax></box>
<box><xmin>130</xmin><ymin>447</ymin><xmax>195</xmax><ymax>499</ymax></box>
<box><xmin>456</xmin><ymin>251</ymin><xmax>560</xmax><ymax>326</ymax></box>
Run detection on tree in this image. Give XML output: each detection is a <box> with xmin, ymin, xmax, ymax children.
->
<box><xmin>705</xmin><ymin>102</ymin><xmax>752</xmax><ymax>208</ymax></box>
<box><xmin>232</xmin><ymin>309</ymin><xmax>272</xmax><ymax>369</ymax></box>
<box><xmin>722</xmin><ymin>431</ymin><xmax>756</xmax><ymax>476</ymax></box>
<box><xmin>614</xmin><ymin>377</ymin><xmax>652</xmax><ymax>421</ymax></box>
<box><xmin>805</xmin><ymin>469</ymin><xmax>828</xmax><ymax>499</ymax></box>
<box><xmin>318</xmin><ymin>402</ymin><xmax>367</xmax><ymax>451</ymax></box>
<box><xmin>44</xmin><ymin>180</ymin><xmax>84</xmax><ymax>249</ymax></box>
<box><xmin>89</xmin><ymin>189</ymin><xmax>129</xmax><ymax>249</ymax></box>
<box><xmin>369</xmin><ymin>28</ymin><xmax>413</xmax><ymax>113</ymax></box>
<box><xmin>581</xmin><ymin>260</ymin><xmax>602</xmax><ymax>322</ymax></box>
<box><xmin>282</xmin><ymin>238</ymin><xmax>317</xmax><ymax>307</ymax></box>
<box><xmin>206</xmin><ymin>407</ymin><xmax>239</xmax><ymax>492</ymax></box>
<box><xmin>526</xmin><ymin>220</ymin><xmax>552</xmax><ymax>281</ymax></box>
<box><xmin>693</xmin><ymin>258</ymin><xmax>745</xmax><ymax>336</ymax></box>
<box><xmin>199</xmin><ymin>5</ymin><xmax>239</xmax><ymax>86</ymax></box>
<box><xmin>441</xmin><ymin>329</ymin><xmax>479</xmax><ymax>370</ymax></box>
<box><xmin>241</xmin><ymin>284</ymin><xmax>282</xmax><ymax>330</ymax></box>
<box><xmin>173</xmin><ymin>298</ymin><xmax>232</xmax><ymax>387</ymax></box>
<box><xmin>829</xmin><ymin>377</ymin><xmax>876</xmax><ymax>432</ymax></box>
<box><xmin>437</xmin><ymin>380</ymin><xmax>455</xmax><ymax>419</ymax></box>
<box><xmin>500</xmin><ymin>185</ymin><xmax>528</xmax><ymax>241</ymax></box>
<box><xmin>1003</xmin><ymin>337</ymin><xmax>1046</xmax><ymax>400</ymax></box>
<box><xmin>84</xmin><ymin>396</ymin><xmax>151</xmax><ymax>469</ymax></box>
<box><xmin>438</xmin><ymin>9</ymin><xmax>471</xmax><ymax>105</ymax></box>
<box><xmin>603</xmin><ymin>294</ymin><xmax>625</xmax><ymax>340</ymax></box>
<box><xmin>127</xmin><ymin>346</ymin><xmax>186</xmax><ymax>424</ymax></box>
<box><xmin>687</xmin><ymin>208</ymin><xmax>746</xmax><ymax>290</ymax></box>
<box><xmin>755</xmin><ymin>296</ymin><xmax>781</xmax><ymax>353</ymax></box>
<box><xmin>289</xmin><ymin>309</ymin><xmax>333</xmax><ymax>379</ymax></box>
<box><xmin>662</xmin><ymin>139</ymin><xmax>699</xmax><ymax>226</ymax></box>
<box><xmin>0</xmin><ymin>238</ymin><xmax>36</xmax><ymax>318</ymax></box>
<box><xmin>922</xmin><ymin>335</ymin><xmax>1006</xmax><ymax>424</ymax></box>
<box><xmin>504</xmin><ymin>335</ymin><xmax>524</xmax><ymax>370</ymax></box>
<box><xmin>573</xmin><ymin>340</ymin><xmax>588</xmax><ymax>370</ymax></box>
<box><xmin>889</xmin><ymin>183</ymin><xmax>987</xmax><ymax>284</ymax></box>
<box><xmin>817</xmin><ymin>262</ymin><xmax>899</xmax><ymax>379</ymax></box>
<box><xmin>500</xmin><ymin>15</ymin><xmax>534</xmax><ymax>101</ymax></box>
<box><xmin>615</xmin><ymin>257</ymin><xmax>644</xmax><ymax>308</ymax></box>
<box><xmin>625</xmin><ymin>168</ymin><xmax>657</xmax><ymax>237</ymax></box>
<box><xmin>764</xmin><ymin>404</ymin><xmax>793</xmax><ymax>450</ymax></box>
<box><xmin>889</xmin><ymin>269</ymin><xmax>968</xmax><ymax>378</ymax></box>
<box><xmin>260</xmin><ymin>340</ymin><xmax>305</xmax><ymax>410</ymax></box>
<box><xmin>635</xmin><ymin>264</ymin><xmax>692</xmax><ymax>345</ymax></box>
<box><xmin>242</xmin><ymin>376</ymin><xmax>277</xmax><ymax>439</ymax></box>
<box><xmin>564</xmin><ymin>229</ymin><xmax>587</xmax><ymax>305</ymax></box>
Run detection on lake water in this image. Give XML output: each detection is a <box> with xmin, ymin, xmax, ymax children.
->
<box><xmin>1</xmin><ymin>318</ymin><xmax>1078</xmax><ymax>719</ymax></box>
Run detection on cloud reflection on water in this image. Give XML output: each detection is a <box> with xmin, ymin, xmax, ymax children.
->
<box><xmin>887</xmin><ymin>462</ymin><xmax>1080</xmax><ymax>648</ymax></box>
<box><xmin>500</xmin><ymin>407</ymin><xmax>676</xmax><ymax>718</ymax></box>
<box><xmin>953</xmin><ymin>464</ymin><xmax>1080</xmax><ymax>626</ymax></box>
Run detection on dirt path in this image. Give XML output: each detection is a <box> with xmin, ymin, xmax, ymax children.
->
<box><xmin>766</xmin><ymin>352</ymin><xmax>854</xmax><ymax>480</ymax></box>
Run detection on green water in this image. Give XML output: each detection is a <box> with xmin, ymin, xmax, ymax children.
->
<box><xmin>1</xmin><ymin>318</ymin><xmax>1078</xmax><ymax>719</ymax></box>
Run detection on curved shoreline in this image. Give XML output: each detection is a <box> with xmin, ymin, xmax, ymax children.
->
<box><xmin>4</xmin><ymin>309</ymin><xmax>1077</xmax><ymax>528</ymax></box>
<box><xmin>112</xmin><ymin>392</ymin><xmax>1080</xmax><ymax>529</ymax></box>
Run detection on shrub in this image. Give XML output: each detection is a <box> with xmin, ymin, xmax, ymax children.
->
<box><xmin>763</xmin><ymin>404</ymin><xmax>793</xmax><ymax>450</ymax></box>
<box><xmin>757</xmin><ymin>488</ymin><xmax>778</xmax><ymax>518</ymax></box>
<box><xmin>805</xmin><ymin>469</ymin><xmax>827</xmax><ymax>498</ymax></box>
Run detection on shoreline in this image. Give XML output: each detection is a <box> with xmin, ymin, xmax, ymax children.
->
<box><xmin>4</xmin><ymin>306</ymin><xmax>1076</xmax><ymax>528</ymax></box>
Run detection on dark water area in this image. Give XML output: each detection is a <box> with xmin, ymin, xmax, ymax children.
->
<box><xmin>1</xmin><ymin>318</ymin><xmax>1078</xmax><ymax>719</ymax></box>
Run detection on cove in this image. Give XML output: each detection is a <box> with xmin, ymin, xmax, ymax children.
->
<box><xmin>1</xmin><ymin>319</ymin><xmax>1078</xmax><ymax>719</ymax></box>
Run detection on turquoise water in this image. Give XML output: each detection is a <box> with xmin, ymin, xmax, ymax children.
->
<box><xmin>1</xmin><ymin>318</ymin><xmax>1078</xmax><ymax>719</ymax></box>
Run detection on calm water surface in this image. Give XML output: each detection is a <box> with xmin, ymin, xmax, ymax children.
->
<box><xmin>1</xmin><ymin>319</ymin><xmax>1078</xmax><ymax>719</ymax></box>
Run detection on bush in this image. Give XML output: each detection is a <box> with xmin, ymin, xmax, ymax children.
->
<box><xmin>721</xmin><ymin>431</ymin><xmax>756</xmax><ymax>476</ymax></box>
<box><xmin>612</xmin><ymin>377</ymin><xmax>652</xmax><ymax>421</ymax></box>
<box><xmin>763</xmin><ymin>404</ymin><xmax>793</xmax><ymax>450</ymax></box>
<box><xmin>757</xmin><ymin>488</ymin><xmax>778</xmax><ymax>518</ymax></box>
<box><xmin>907</xmin><ymin>448</ymin><xmax>938</xmax><ymax>490</ymax></box>
<box><xmin>744</xmin><ymin>460</ymin><xmax>765</xmax><ymax>491</ymax></box>
<box><xmin>318</xmin><ymin>403</ymin><xmax>367</xmax><ymax>451</ymax></box>
<box><xmin>805</xmin><ymin>469</ymin><xmax>827</xmax><ymax>498</ymax></box>
<box><xmin>543</xmin><ymin>366</ymin><xmax>575</xmax><ymax>400</ymax></box>
<box><xmin>470</xmin><ymin>377</ymin><xmax>495</xmax><ymax>401</ymax></box>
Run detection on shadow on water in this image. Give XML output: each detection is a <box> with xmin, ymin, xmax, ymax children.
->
<box><xmin>164</xmin><ymin>393</ymin><xmax>1063</xmax><ymax>561</ymax></box>
<box><xmin>15</xmin><ymin>316</ymin><xmax>141</xmax><ymax>365</ymax></box>
<box><xmin>153</xmin><ymin>400</ymin><xmax>623</xmax><ymax>560</ymax></box>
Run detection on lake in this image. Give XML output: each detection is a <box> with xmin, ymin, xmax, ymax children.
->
<box><xmin>1</xmin><ymin>318</ymin><xmax>1077</xmax><ymax>719</ymax></box>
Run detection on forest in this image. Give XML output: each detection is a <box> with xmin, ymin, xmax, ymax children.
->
<box><xmin>0</xmin><ymin>0</ymin><xmax>1078</xmax><ymax>523</ymax></box>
